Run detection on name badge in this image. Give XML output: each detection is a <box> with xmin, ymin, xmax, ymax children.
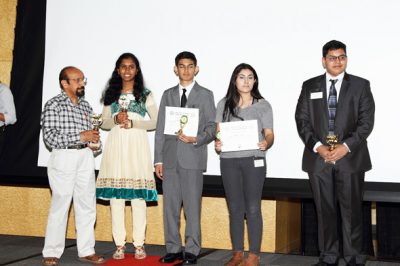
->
<box><xmin>254</xmin><ymin>159</ymin><xmax>264</xmax><ymax>167</ymax></box>
<box><xmin>310</xmin><ymin>92</ymin><xmax>323</xmax><ymax>99</ymax></box>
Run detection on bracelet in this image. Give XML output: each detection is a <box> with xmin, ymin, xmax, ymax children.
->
<box><xmin>114</xmin><ymin>116</ymin><xmax>118</xmax><ymax>125</ymax></box>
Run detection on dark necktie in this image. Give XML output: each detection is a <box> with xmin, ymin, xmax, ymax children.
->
<box><xmin>328</xmin><ymin>79</ymin><xmax>338</xmax><ymax>135</ymax></box>
<box><xmin>181</xmin><ymin>88</ymin><xmax>187</xmax><ymax>107</ymax></box>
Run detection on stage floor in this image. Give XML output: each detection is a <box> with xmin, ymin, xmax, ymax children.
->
<box><xmin>0</xmin><ymin>235</ymin><xmax>398</xmax><ymax>266</ymax></box>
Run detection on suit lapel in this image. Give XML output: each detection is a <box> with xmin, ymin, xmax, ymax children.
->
<box><xmin>315</xmin><ymin>74</ymin><xmax>329</xmax><ymax>133</ymax></box>
<box><xmin>171</xmin><ymin>85</ymin><xmax>180</xmax><ymax>107</ymax></box>
<box><xmin>186</xmin><ymin>81</ymin><xmax>199</xmax><ymax>107</ymax></box>
<box><xmin>320</xmin><ymin>74</ymin><xmax>328</xmax><ymax>112</ymax></box>
<box><xmin>336</xmin><ymin>73</ymin><xmax>350</xmax><ymax>110</ymax></box>
<box><xmin>334</xmin><ymin>73</ymin><xmax>350</xmax><ymax>132</ymax></box>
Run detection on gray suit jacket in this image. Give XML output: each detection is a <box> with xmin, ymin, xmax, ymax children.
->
<box><xmin>154</xmin><ymin>82</ymin><xmax>216</xmax><ymax>171</ymax></box>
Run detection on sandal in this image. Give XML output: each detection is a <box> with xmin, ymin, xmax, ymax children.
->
<box><xmin>113</xmin><ymin>246</ymin><xmax>126</xmax><ymax>260</ymax></box>
<box><xmin>134</xmin><ymin>246</ymin><xmax>147</xmax><ymax>260</ymax></box>
<box><xmin>42</xmin><ymin>257</ymin><xmax>59</xmax><ymax>266</ymax></box>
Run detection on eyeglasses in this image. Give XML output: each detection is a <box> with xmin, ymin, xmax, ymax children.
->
<box><xmin>67</xmin><ymin>77</ymin><xmax>87</xmax><ymax>85</ymax></box>
<box><xmin>325</xmin><ymin>55</ymin><xmax>347</xmax><ymax>62</ymax></box>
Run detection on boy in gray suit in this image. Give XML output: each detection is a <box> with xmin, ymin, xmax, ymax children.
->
<box><xmin>154</xmin><ymin>51</ymin><xmax>216</xmax><ymax>265</ymax></box>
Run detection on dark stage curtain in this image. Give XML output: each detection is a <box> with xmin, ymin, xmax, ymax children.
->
<box><xmin>0</xmin><ymin>0</ymin><xmax>47</xmax><ymax>181</ymax></box>
<box><xmin>376</xmin><ymin>202</ymin><xmax>400</xmax><ymax>260</ymax></box>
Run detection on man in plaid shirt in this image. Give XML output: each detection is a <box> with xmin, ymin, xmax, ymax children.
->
<box><xmin>41</xmin><ymin>66</ymin><xmax>104</xmax><ymax>266</ymax></box>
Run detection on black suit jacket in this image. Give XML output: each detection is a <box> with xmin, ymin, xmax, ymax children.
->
<box><xmin>295</xmin><ymin>73</ymin><xmax>375</xmax><ymax>173</ymax></box>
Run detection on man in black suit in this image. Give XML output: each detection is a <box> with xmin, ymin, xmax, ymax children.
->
<box><xmin>295</xmin><ymin>40</ymin><xmax>375</xmax><ymax>266</ymax></box>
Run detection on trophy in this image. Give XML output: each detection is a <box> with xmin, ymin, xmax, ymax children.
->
<box><xmin>118</xmin><ymin>95</ymin><xmax>130</xmax><ymax>112</ymax></box>
<box><xmin>325</xmin><ymin>134</ymin><xmax>338</xmax><ymax>164</ymax></box>
<box><xmin>90</xmin><ymin>113</ymin><xmax>103</xmax><ymax>131</ymax></box>
<box><xmin>216</xmin><ymin>131</ymin><xmax>221</xmax><ymax>141</ymax></box>
<box><xmin>175</xmin><ymin>115</ymin><xmax>188</xmax><ymax>135</ymax></box>
<box><xmin>89</xmin><ymin>113</ymin><xmax>102</xmax><ymax>150</ymax></box>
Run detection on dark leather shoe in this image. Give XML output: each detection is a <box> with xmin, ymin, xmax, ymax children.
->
<box><xmin>173</xmin><ymin>252</ymin><xmax>197</xmax><ymax>265</ymax></box>
<box><xmin>345</xmin><ymin>258</ymin><xmax>365</xmax><ymax>266</ymax></box>
<box><xmin>311</xmin><ymin>262</ymin><xmax>338</xmax><ymax>266</ymax></box>
<box><xmin>159</xmin><ymin>252</ymin><xmax>183</xmax><ymax>263</ymax></box>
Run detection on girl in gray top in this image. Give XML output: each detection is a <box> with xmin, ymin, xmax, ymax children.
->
<box><xmin>215</xmin><ymin>63</ymin><xmax>274</xmax><ymax>266</ymax></box>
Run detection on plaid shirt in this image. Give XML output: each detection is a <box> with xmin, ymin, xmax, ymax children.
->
<box><xmin>41</xmin><ymin>90</ymin><xmax>93</xmax><ymax>149</ymax></box>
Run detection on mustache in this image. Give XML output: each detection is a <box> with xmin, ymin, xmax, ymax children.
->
<box><xmin>77</xmin><ymin>86</ymin><xmax>85</xmax><ymax>90</ymax></box>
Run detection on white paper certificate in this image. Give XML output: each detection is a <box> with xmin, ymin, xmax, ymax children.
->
<box><xmin>164</xmin><ymin>106</ymin><xmax>199</xmax><ymax>137</ymax></box>
<box><xmin>219</xmin><ymin>120</ymin><xmax>259</xmax><ymax>152</ymax></box>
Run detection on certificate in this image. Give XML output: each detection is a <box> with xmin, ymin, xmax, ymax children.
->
<box><xmin>164</xmin><ymin>106</ymin><xmax>199</xmax><ymax>137</ymax></box>
<box><xmin>219</xmin><ymin>120</ymin><xmax>259</xmax><ymax>152</ymax></box>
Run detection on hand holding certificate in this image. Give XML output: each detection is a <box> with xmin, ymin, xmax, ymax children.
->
<box><xmin>219</xmin><ymin>120</ymin><xmax>259</xmax><ymax>152</ymax></box>
<box><xmin>164</xmin><ymin>106</ymin><xmax>199</xmax><ymax>137</ymax></box>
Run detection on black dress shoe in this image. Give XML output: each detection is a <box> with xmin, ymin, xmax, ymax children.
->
<box><xmin>311</xmin><ymin>262</ymin><xmax>338</xmax><ymax>266</ymax></box>
<box><xmin>159</xmin><ymin>252</ymin><xmax>183</xmax><ymax>263</ymax></box>
<box><xmin>173</xmin><ymin>252</ymin><xmax>197</xmax><ymax>265</ymax></box>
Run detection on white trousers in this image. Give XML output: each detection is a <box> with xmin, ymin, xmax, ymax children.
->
<box><xmin>110</xmin><ymin>198</ymin><xmax>147</xmax><ymax>247</ymax></box>
<box><xmin>42</xmin><ymin>148</ymin><xmax>96</xmax><ymax>258</ymax></box>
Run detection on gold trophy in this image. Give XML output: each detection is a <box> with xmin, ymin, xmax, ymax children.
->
<box><xmin>175</xmin><ymin>115</ymin><xmax>188</xmax><ymax>135</ymax></box>
<box><xmin>90</xmin><ymin>113</ymin><xmax>103</xmax><ymax>131</ymax></box>
<box><xmin>325</xmin><ymin>134</ymin><xmax>338</xmax><ymax>164</ymax></box>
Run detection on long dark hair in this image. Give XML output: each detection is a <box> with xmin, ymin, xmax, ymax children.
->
<box><xmin>222</xmin><ymin>63</ymin><xmax>263</xmax><ymax>121</ymax></box>
<box><xmin>101</xmin><ymin>53</ymin><xmax>145</xmax><ymax>105</ymax></box>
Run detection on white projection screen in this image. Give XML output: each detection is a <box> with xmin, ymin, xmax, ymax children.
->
<box><xmin>38</xmin><ymin>0</ymin><xmax>400</xmax><ymax>182</ymax></box>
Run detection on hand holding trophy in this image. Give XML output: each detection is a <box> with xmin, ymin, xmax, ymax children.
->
<box><xmin>175</xmin><ymin>115</ymin><xmax>188</xmax><ymax>135</ymax></box>
<box><xmin>90</xmin><ymin>113</ymin><xmax>103</xmax><ymax>131</ymax></box>
<box><xmin>214</xmin><ymin>131</ymin><xmax>222</xmax><ymax>153</ymax></box>
<box><xmin>325</xmin><ymin>134</ymin><xmax>338</xmax><ymax>164</ymax></box>
<box><xmin>118</xmin><ymin>95</ymin><xmax>130</xmax><ymax>112</ymax></box>
<box><xmin>89</xmin><ymin>113</ymin><xmax>102</xmax><ymax>150</ymax></box>
<box><xmin>116</xmin><ymin>95</ymin><xmax>131</xmax><ymax>128</ymax></box>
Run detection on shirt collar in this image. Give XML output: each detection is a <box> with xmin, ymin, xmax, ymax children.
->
<box><xmin>326</xmin><ymin>72</ymin><xmax>344</xmax><ymax>83</ymax></box>
<box><xmin>179</xmin><ymin>81</ymin><xmax>195</xmax><ymax>93</ymax></box>
<box><xmin>60</xmin><ymin>89</ymin><xmax>84</xmax><ymax>105</ymax></box>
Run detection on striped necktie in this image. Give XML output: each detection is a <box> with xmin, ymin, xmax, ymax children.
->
<box><xmin>328</xmin><ymin>79</ymin><xmax>338</xmax><ymax>135</ymax></box>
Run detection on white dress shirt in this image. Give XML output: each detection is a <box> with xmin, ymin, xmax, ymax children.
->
<box><xmin>179</xmin><ymin>81</ymin><xmax>195</xmax><ymax>106</ymax></box>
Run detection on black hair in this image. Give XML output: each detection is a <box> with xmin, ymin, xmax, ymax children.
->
<box><xmin>175</xmin><ymin>51</ymin><xmax>197</xmax><ymax>66</ymax></box>
<box><xmin>222</xmin><ymin>63</ymin><xmax>263</xmax><ymax>121</ymax></box>
<box><xmin>101</xmin><ymin>53</ymin><xmax>145</xmax><ymax>105</ymax></box>
<box><xmin>322</xmin><ymin>40</ymin><xmax>347</xmax><ymax>57</ymax></box>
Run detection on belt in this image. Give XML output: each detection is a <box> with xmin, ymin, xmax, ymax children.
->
<box><xmin>65</xmin><ymin>144</ymin><xmax>88</xmax><ymax>149</ymax></box>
